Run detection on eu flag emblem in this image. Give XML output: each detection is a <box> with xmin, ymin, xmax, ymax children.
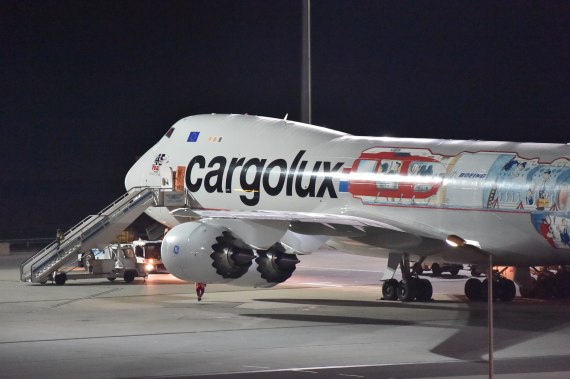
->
<box><xmin>187</xmin><ymin>132</ymin><xmax>200</xmax><ymax>142</ymax></box>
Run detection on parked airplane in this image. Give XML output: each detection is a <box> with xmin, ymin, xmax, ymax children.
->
<box><xmin>125</xmin><ymin>114</ymin><xmax>570</xmax><ymax>302</ymax></box>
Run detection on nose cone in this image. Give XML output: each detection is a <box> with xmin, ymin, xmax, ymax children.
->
<box><xmin>125</xmin><ymin>158</ymin><xmax>145</xmax><ymax>191</ymax></box>
<box><xmin>125</xmin><ymin>149</ymin><xmax>165</xmax><ymax>191</ymax></box>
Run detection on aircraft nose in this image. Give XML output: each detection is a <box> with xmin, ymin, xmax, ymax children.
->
<box><xmin>125</xmin><ymin>158</ymin><xmax>144</xmax><ymax>191</ymax></box>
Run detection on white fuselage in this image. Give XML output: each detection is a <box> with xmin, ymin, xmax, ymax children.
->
<box><xmin>126</xmin><ymin>114</ymin><xmax>570</xmax><ymax>266</ymax></box>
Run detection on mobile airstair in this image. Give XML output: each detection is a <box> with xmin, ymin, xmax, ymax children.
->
<box><xmin>20</xmin><ymin>187</ymin><xmax>160</xmax><ymax>284</ymax></box>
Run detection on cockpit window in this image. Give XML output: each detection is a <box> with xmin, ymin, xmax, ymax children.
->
<box><xmin>165</xmin><ymin>128</ymin><xmax>174</xmax><ymax>138</ymax></box>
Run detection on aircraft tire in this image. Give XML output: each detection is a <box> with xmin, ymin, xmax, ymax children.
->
<box><xmin>535</xmin><ymin>276</ymin><xmax>555</xmax><ymax>299</ymax></box>
<box><xmin>465</xmin><ymin>278</ymin><xmax>482</xmax><ymax>301</ymax></box>
<box><xmin>54</xmin><ymin>272</ymin><xmax>67</xmax><ymax>286</ymax></box>
<box><xmin>519</xmin><ymin>277</ymin><xmax>536</xmax><ymax>298</ymax></box>
<box><xmin>471</xmin><ymin>266</ymin><xmax>482</xmax><ymax>277</ymax></box>
<box><xmin>412</xmin><ymin>262</ymin><xmax>424</xmax><ymax>275</ymax></box>
<box><xmin>519</xmin><ymin>286</ymin><xmax>534</xmax><ymax>298</ymax></box>
<box><xmin>382</xmin><ymin>279</ymin><xmax>398</xmax><ymax>301</ymax></box>
<box><xmin>431</xmin><ymin>263</ymin><xmax>442</xmax><ymax>277</ymax></box>
<box><xmin>555</xmin><ymin>271</ymin><xmax>570</xmax><ymax>298</ymax></box>
<box><xmin>416</xmin><ymin>279</ymin><xmax>432</xmax><ymax>301</ymax></box>
<box><xmin>107</xmin><ymin>277</ymin><xmax>116</xmax><ymax>282</ymax></box>
<box><xmin>397</xmin><ymin>279</ymin><xmax>416</xmax><ymax>302</ymax></box>
<box><xmin>498</xmin><ymin>278</ymin><xmax>516</xmax><ymax>302</ymax></box>
<box><xmin>480</xmin><ymin>279</ymin><xmax>499</xmax><ymax>301</ymax></box>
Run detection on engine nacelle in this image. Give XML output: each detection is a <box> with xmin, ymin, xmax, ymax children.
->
<box><xmin>162</xmin><ymin>221</ymin><xmax>254</xmax><ymax>283</ymax></box>
<box><xmin>162</xmin><ymin>221</ymin><xmax>300</xmax><ymax>287</ymax></box>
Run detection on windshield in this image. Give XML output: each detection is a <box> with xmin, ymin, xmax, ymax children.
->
<box><xmin>122</xmin><ymin>247</ymin><xmax>135</xmax><ymax>258</ymax></box>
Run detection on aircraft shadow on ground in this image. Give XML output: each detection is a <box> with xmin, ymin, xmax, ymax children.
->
<box><xmin>245</xmin><ymin>312</ymin><xmax>415</xmax><ymax>326</ymax></box>
<box><xmin>250</xmin><ymin>297</ymin><xmax>570</xmax><ymax>363</ymax></box>
<box><xmin>254</xmin><ymin>297</ymin><xmax>474</xmax><ymax>312</ymax></box>
<box><xmin>432</xmin><ymin>300</ymin><xmax>570</xmax><ymax>361</ymax></box>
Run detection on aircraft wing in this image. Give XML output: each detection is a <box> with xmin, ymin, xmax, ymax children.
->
<box><xmin>170</xmin><ymin>208</ymin><xmax>443</xmax><ymax>252</ymax></box>
<box><xmin>185</xmin><ymin>209</ymin><xmax>404</xmax><ymax>230</ymax></box>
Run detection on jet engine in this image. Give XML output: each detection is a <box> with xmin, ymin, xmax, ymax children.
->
<box><xmin>162</xmin><ymin>221</ymin><xmax>300</xmax><ymax>287</ymax></box>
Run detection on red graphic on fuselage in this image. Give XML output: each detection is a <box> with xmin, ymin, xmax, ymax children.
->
<box><xmin>348</xmin><ymin>150</ymin><xmax>445</xmax><ymax>203</ymax></box>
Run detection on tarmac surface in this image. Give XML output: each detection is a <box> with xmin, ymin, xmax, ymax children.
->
<box><xmin>2</xmin><ymin>249</ymin><xmax>570</xmax><ymax>378</ymax></box>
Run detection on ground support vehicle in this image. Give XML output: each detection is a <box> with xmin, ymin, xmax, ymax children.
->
<box><xmin>413</xmin><ymin>262</ymin><xmax>463</xmax><ymax>277</ymax></box>
<box><xmin>132</xmin><ymin>239</ymin><xmax>165</xmax><ymax>273</ymax></box>
<box><xmin>52</xmin><ymin>243</ymin><xmax>147</xmax><ymax>285</ymax></box>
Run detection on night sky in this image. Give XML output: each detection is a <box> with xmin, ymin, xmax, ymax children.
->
<box><xmin>2</xmin><ymin>1</ymin><xmax>569</xmax><ymax>239</ymax></box>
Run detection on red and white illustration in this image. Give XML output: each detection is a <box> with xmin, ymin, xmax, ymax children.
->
<box><xmin>347</xmin><ymin>148</ymin><xmax>447</xmax><ymax>205</ymax></box>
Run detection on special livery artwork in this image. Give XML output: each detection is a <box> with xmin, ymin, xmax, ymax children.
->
<box><xmin>345</xmin><ymin>147</ymin><xmax>570</xmax><ymax>249</ymax></box>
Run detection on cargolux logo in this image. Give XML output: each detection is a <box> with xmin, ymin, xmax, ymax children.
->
<box><xmin>185</xmin><ymin>150</ymin><xmax>344</xmax><ymax>206</ymax></box>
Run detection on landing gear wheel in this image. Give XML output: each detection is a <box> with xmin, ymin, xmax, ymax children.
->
<box><xmin>519</xmin><ymin>286</ymin><xmax>534</xmax><ymax>298</ymax></box>
<box><xmin>535</xmin><ymin>276</ymin><xmax>555</xmax><ymax>299</ymax></box>
<box><xmin>54</xmin><ymin>272</ymin><xmax>67</xmax><ymax>286</ymax></box>
<box><xmin>465</xmin><ymin>278</ymin><xmax>482</xmax><ymax>301</ymax></box>
<box><xmin>519</xmin><ymin>277</ymin><xmax>536</xmax><ymax>298</ymax></box>
<box><xmin>498</xmin><ymin>278</ymin><xmax>516</xmax><ymax>302</ymax></box>
<box><xmin>107</xmin><ymin>277</ymin><xmax>116</xmax><ymax>282</ymax></box>
<box><xmin>412</xmin><ymin>262</ymin><xmax>424</xmax><ymax>275</ymax></box>
<box><xmin>382</xmin><ymin>279</ymin><xmax>398</xmax><ymax>301</ymax></box>
<box><xmin>481</xmin><ymin>278</ymin><xmax>499</xmax><ymax>301</ymax></box>
<box><xmin>555</xmin><ymin>270</ymin><xmax>570</xmax><ymax>299</ymax></box>
<box><xmin>480</xmin><ymin>279</ymin><xmax>489</xmax><ymax>300</ymax></box>
<box><xmin>431</xmin><ymin>263</ymin><xmax>442</xmax><ymax>277</ymax></box>
<box><xmin>123</xmin><ymin>270</ymin><xmax>136</xmax><ymax>283</ymax></box>
<box><xmin>397</xmin><ymin>279</ymin><xmax>416</xmax><ymax>302</ymax></box>
<box><xmin>471</xmin><ymin>266</ymin><xmax>482</xmax><ymax>277</ymax></box>
<box><xmin>416</xmin><ymin>278</ymin><xmax>433</xmax><ymax>301</ymax></box>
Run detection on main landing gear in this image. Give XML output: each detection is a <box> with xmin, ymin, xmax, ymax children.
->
<box><xmin>466</xmin><ymin>265</ymin><xmax>570</xmax><ymax>301</ymax></box>
<box><xmin>464</xmin><ymin>267</ymin><xmax>516</xmax><ymax>302</ymax></box>
<box><xmin>382</xmin><ymin>254</ymin><xmax>433</xmax><ymax>302</ymax></box>
<box><xmin>519</xmin><ymin>266</ymin><xmax>570</xmax><ymax>300</ymax></box>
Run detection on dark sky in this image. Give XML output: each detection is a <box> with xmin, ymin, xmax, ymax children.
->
<box><xmin>1</xmin><ymin>1</ymin><xmax>569</xmax><ymax>238</ymax></box>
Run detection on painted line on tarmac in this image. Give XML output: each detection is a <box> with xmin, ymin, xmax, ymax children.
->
<box><xmin>298</xmin><ymin>266</ymin><xmax>380</xmax><ymax>273</ymax></box>
<box><xmin>48</xmin><ymin>287</ymin><xmax>123</xmax><ymax>309</ymax></box>
<box><xmin>299</xmin><ymin>282</ymin><xmax>344</xmax><ymax>287</ymax></box>
<box><xmin>189</xmin><ymin>360</ymin><xmax>457</xmax><ymax>377</ymax></box>
<box><xmin>242</xmin><ymin>366</ymin><xmax>270</xmax><ymax>369</ymax></box>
